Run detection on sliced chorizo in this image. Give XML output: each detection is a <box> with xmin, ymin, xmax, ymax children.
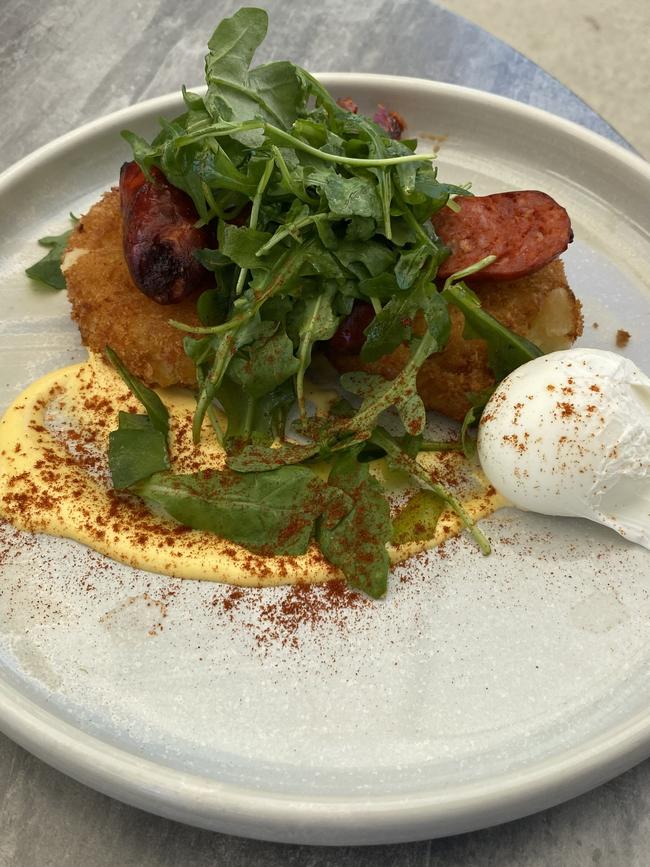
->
<box><xmin>119</xmin><ymin>161</ymin><xmax>213</xmax><ymax>305</ymax></box>
<box><xmin>336</xmin><ymin>97</ymin><xmax>405</xmax><ymax>140</ymax></box>
<box><xmin>327</xmin><ymin>301</ymin><xmax>375</xmax><ymax>355</ymax></box>
<box><xmin>433</xmin><ymin>191</ymin><xmax>573</xmax><ymax>282</ymax></box>
<box><xmin>372</xmin><ymin>105</ymin><xmax>406</xmax><ymax>140</ymax></box>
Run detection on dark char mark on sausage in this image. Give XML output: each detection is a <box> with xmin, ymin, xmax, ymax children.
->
<box><xmin>119</xmin><ymin>161</ymin><xmax>213</xmax><ymax>305</ymax></box>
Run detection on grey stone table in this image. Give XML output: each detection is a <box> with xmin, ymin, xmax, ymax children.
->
<box><xmin>0</xmin><ymin>1</ymin><xmax>645</xmax><ymax>864</ymax></box>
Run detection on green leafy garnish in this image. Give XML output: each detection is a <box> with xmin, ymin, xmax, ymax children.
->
<box><xmin>97</xmin><ymin>8</ymin><xmax>549</xmax><ymax>596</ymax></box>
<box><xmin>25</xmin><ymin>216</ymin><xmax>77</xmax><ymax>290</ymax></box>
<box><xmin>459</xmin><ymin>388</ymin><xmax>494</xmax><ymax>460</ymax></box>
<box><xmin>135</xmin><ymin>466</ymin><xmax>352</xmax><ymax>557</ymax></box>
<box><xmin>105</xmin><ymin>350</ymin><xmax>171</xmax><ymax>488</ymax></box>
<box><xmin>391</xmin><ymin>491</ymin><xmax>446</xmax><ymax>547</ymax></box>
<box><xmin>105</xmin><ymin>347</ymin><xmax>169</xmax><ymax>437</ymax></box>
<box><xmin>109</xmin><ymin>419</ymin><xmax>170</xmax><ymax>490</ymax></box>
<box><xmin>442</xmin><ymin>262</ymin><xmax>543</xmax><ymax>381</ymax></box>
<box><xmin>317</xmin><ymin>450</ymin><xmax>391</xmax><ymax>598</ymax></box>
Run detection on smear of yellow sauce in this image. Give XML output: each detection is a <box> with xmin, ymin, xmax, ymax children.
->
<box><xmin>0</xmin><ymin>355</ymin><xmax>505</xmax><ymax>586</ymax></box>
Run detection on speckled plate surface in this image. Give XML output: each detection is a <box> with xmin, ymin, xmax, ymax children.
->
<box><xmin>1</xmin><ymin>75</ymin><xmax>650</xmax><ymax>846</ymax></box>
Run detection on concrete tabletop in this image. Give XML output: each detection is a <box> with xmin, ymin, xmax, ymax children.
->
<box><xmin>0</xmin><ymin>0</ymin><xmax>646</xmax><ymax>863</ymax></box>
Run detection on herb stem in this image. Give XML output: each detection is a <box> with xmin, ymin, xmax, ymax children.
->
<box><xmin>196</xmin><ymin>367</ymin><xmax>224</xmax><ymax>445</ymax></box>
<box><xmin>442</xmin><ymin>255</ymin><xmax>497</xmax><ymax>286</ymax></box>
<box><xmin>296</xmin><ymin>298</ymin><xmax>325</xmax><ymax>418</ymax></box>
<box><xmin>360</xmin><ymin>117</ymin><xmax>393</xmax><ymax>239</ymax></box>
<box><xmin>250</xmin><ymin>158</ymin><xmax>275</xmax><ymax>228</ymax></box>
<box><xmin>266</xmin><ymin>124</ymin><xmax>434</xmax><ymax>167</ymax></box>
<box><xmin>418</xmin><ymin>439</ymin><xmax>463</xmax><ymax>452</ymax></box>
<box><xmin>176</xmin><ymin>119</ymin><xmax>435</xmax><ymax>168</ymax></box>
<box><xmin>173</xmin><ymin>119</ymin><xmax>265</xmax><ymax>147</ymax></box>
<box><xmin>235</xmin><ymin>157</ymin><xmax>274</xmax><ymax>296</ymax></box>
<box><xmin>169</xmin><ymin>318</ymin><xmax>239</xmax><ymax>335</ymax></box>
<box><xmin>271</xmin><ymin>145</ymin><xmax>315</xmax><ymax>205</ymax></box>
<box><xmin>255</xmin><ymin>213</ymin><xmax>334</xmax><ymax>257</ymax></box>
<box><xmin>193</xmin><ymin>334</ymin><xmax>235</xmax><ymax>443</ymax></box>
<box><xmin>206</xmin><ymin>404</ymin><xmax>224</xmax><ymax>444</ymax></box>
<box><xmin>394</xmin><ymin>187</ymin><xmax>439</xmax><ymax>251</ymax></box>
<box><xmin>242</xmin><ymin>395</ymin><xmax>256</xmax><ymax>438</ymax></box>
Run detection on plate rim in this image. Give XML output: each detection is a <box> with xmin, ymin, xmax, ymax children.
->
<box><xmin>2</xmin><ymin>72</ymin><xmax>650</xmax><ymax>845</ymax></box>
<box><xmin>3</xmin><ymin>672</ymin><xmax>650</xmax><ymax>844</ymax></box>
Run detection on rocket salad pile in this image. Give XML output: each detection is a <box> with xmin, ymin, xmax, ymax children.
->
<box><xmin>29</xmin><ymin>8</ymin><xmax>543</xmax><ymax>597</ymax></box>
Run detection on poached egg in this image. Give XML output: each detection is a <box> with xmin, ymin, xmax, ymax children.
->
<box><xmin>477</xmin><ymin>348</ymin><xmax>650</xmax><ymax>548</ymax></box>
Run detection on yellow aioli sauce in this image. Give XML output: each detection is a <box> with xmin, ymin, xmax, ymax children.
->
<box><xmin>0</xmin><ymin>354</ymin><xmax>506</xmax><ymax>587</ymax></box>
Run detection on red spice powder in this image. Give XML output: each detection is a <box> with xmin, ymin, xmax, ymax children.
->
<box><xmin>214</xmin><ymin>579</ymin><xmax>369</xmax><ymax>649</ymax></box>
<box><xmin>556</xmin><ymin>401</ymin><xmax>575</xmax><ymax>418</ymax></box>
<box><xmin>616</xmin><ymin>329</ymin><xmax>631</xmax><ymax>347</ymax></box>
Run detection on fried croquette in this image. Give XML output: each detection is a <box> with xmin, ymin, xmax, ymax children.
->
<box><xmin>63</xmin><ymin>189</ymin><xmax>200</xmax><ymax>388</ymax></box>
<box><xmin>64</xmin><ymin>190</ymin><xmax>582</xmax><ymax>420</ymax></box>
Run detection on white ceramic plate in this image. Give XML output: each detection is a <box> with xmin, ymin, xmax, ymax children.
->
<box><xmin>1</xmin><ymin>75</ymin><xmax>650</xmax><ymax>846</ymax></box>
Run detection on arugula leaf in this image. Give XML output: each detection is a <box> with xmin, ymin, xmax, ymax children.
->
<box><xmin>333</xmin><ymin>238</ymin><xmax>396</xmax><ymax>280</ymax></box>
<box><xmin>194</xmin><ymin>248</ymin><xmax>231</xmax><ymax>271</ymax></box>
<box><xmin>196</xmin><ymin>287</ymin><xmax>229</xmax><ymax>326</ymax></box>
<box><xmin>394</xmin><ymin>244</ymin><xmax>430</xmax><ymax>290</ymax></box>
<box><xmin>228</xmin><ymin>329</ymin><xmax>299</xmax><ymax>398</ymax></box>
<box><xmin>109</xmin><ymin>423</ymin><xmax>170</xmax><ymax>490</ymax></box>
<box><xmin>346</xmin><ymin>215</ymin><xmax>376</xmax><ymax>241</ymax></box>
<box><xmin>115</xmin><ymin>411</ymin><xmax>153</xmax><ymax>431</ymax></box>
<box><xmin>357</xmin><ymin>273</ymin><xmax>400</xmax><ymax>301</ymax></box>
<box><xmin>135</xmin><ymin>465</ymin><xmax>352</xmax><ymax>556</ymax></box>
<box><xmin>335</xmin><ymin>331</ymin><xmax>437</xmax><ymax>445</ymax></box>
<box><xmin>360</xmin><ymin>296</ymin><xmax>418</xmax><ymax>362</ymax></box>
<box><xmin>204</xmin><ymin>8</ymin><xmax>305</xmax><ymax>136</ymax></box>
<box><xmin>361</xmin><ymin>283</ymin><xmax>450</xmax><ymax>363</ymax></box>
<box><xmin>321</xmin><ymin>174</ymin><xmax>382</xmax><ymax>220</ymax></box>
<box><xmin>391</xmin><ymin>490</ymin><xmax>445</xmax><ymax>546</ymax></box>
<box><xmin>121</xmin><ymin>130</ymin><xmax>160</xmax><ymax>179</ymax></box>
<box><xmin>362</xmin><ymin>116</ymin><xmax>395</xmax><ymax>237</ymax></box>
<box><xmin>317</xmin><ymin>451</ymin><xmax>391</xmax><ymax>598</ymax></box>
<box><xmin>227</xmin><ymin>420</ymin><xmax>367</xmax><ymax>472</ymax></box>
<box><xmin>104</xmin><ymin>362</ymin><xmax>172</xmax><ymax>491</ymax></box>
<box><xmin>205</xmin><ymin>9</ymin><xmax>267</xmax><ymax>86</ymax></box>
<box><xmin>220</xmin><ymin>225</ymin><xmax>272</xmax><ymax>267</ymax></box>
<box><xmin>227</xmin><ymin>440</ymin><xmax>320</xmax><ymax>473</ymax></box>
<box><xmin>370</xmin><ymin>427</ymin><xmax>491</xmax><ymax>556</ymax></box>
<box><xmin>443</xmin><ymin>280</ymin><xmax>542</xmax><ymax>381</ymax></box>
<box><xmin>105</xmin><ymin>347</ymin><xmax>169</xmax><ymax>437</ymax></box>
<box><xmin>191</xmin><ymin>244</ymin><xmax>307</xmax><ymax>442</ymax></box>
<box><xmin>191</xmin><ymin>141</ymin><xmax>260</xmax><ymax>198</ymax></box>
<box><xmin>292</xmin><ymin>285</ymin><xmax>341</xmax><ymax>413</ymax></box>
<box><xmin>342</xmin><ymin>370</ymin><xmax>426</xmax><ymax>437</ymax></box>
<box><xmin>459</xmin><ymin>388</ymin><xmax>493</xmax><ymax>459</ymax></box>
<box><xmin>25</xmin><ymin>219</ymin><xmax>76</xmax><ymax>290</ymax></box>
<box><xmin>217</xmin><ymin>377</ymin><xmax>295</xmax><ymax>450</ymax></box>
